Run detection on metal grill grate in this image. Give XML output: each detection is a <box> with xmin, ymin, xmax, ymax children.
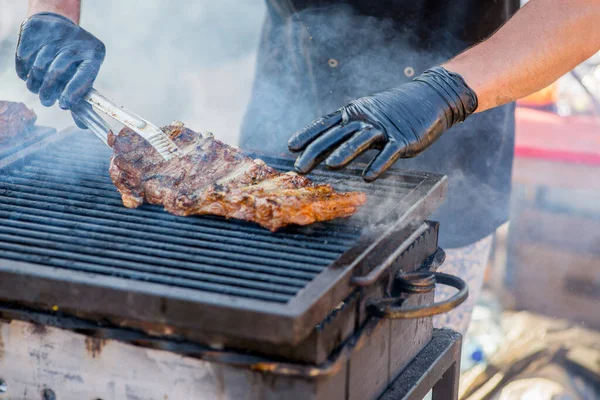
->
<box><xmin>0</xmin><ymin>130</ymin><xmax>446</xmax><ymax>344</ymax></box>
<box><xmin>0</xmin><ymin>133</ymin><xmax>425</xmax><ymax>303</ymax></box>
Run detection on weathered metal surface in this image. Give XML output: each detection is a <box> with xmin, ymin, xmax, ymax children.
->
<box><xmin>0</xmin><ymin>320</ymin><xmax>460</xmax><ymax>400</ymax></box>
<box><xmin>0</xmin><ymin>129</ymin><xmax>447</xmax><ymax>348</ymax></box>
<box><xmin>0</xmin><ymin>317</ymin><xmax>427</xmax><ymax>400</ymax></box>
<box><xmin>389</xmin><ymin>291</ymin><xmax>435</xmax><ymax>384</ymax></box>
<box><xmin>379</xmin><ymin>329</ymin><xmax>462</xmax><ymax>400</ymax></box>
<box><xmin>0</xmin><ymin>319</ymin><xmax>347</xmax><ymax>400</ymax></box>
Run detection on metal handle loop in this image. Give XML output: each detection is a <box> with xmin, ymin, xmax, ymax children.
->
<box><xmin>367</xmin><ymin>272</ymin><xmax>468</xmax><ymax>319</ymax></box>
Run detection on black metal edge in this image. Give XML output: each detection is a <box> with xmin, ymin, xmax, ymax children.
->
<box><xmin>355</xmin><ymin>219</ymin><xmax>440</xmax><ymax>328</ymax></box>
<box><xmin>0</xmin><ymin>258</ymin><xmax>298</xmax><ymax>344</ymax></box>
<box><xmin>378</xmin><ymin>329</ymin><xmax>462</xmax><ymax>400</ymax></box>
<box><xmin>350</xmin><ymin>223</ymin><xmax>431</xmax><ymax>287</ymax></box>
<box><xmin>287</xmin><ymin>174</ymin><xmax>447</xmax><ymax>342</ymax></box>
<box><xmin>0</xmin><ymin>128</ymin><xmax>448</xmax><ymax>346</ymax></box>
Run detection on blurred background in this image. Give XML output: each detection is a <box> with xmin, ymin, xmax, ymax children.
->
<box><xmin>1</xmin><ymin>1</ymin><xmax>600</xmax><ymax>399</ymax></box>
<box><xmin>0</xmin><ymin>0</ymin><xmax>265</xmax><ymax>143</ymax></box>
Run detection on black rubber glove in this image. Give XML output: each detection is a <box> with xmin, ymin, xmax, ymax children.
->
<box><xmin>288</xmin><ymin>67</ymin><xmax>478</xmax><ymax>182</ymax></box>
<box><xmin>15</xmin><ymin>12</ymin><xmax>105</xmax><ymax>128</ymax></box>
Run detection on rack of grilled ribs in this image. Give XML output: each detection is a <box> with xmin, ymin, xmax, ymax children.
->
<box><xmin>108</xmin><ymin>122</ymin><xmax>366</xmax><ymax>231</ymax></box>
<box><xmin>0</xmin><ymin>101</ymin><xmax>37</xmax><ymax>142</ymax></box>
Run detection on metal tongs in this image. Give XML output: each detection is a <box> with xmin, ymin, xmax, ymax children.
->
<box><xmin>71</xmin><ymin>88</ymin><xmax>181</xmax><ymax>161</ymax></box>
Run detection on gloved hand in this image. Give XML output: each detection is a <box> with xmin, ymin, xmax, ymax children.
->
<box><xmin>15</xmin><ymin>12</ymin><xmax>106</xmax><ymax>128</ymax></box>
<box><xmin>288</xmin><ymin>67</ymin><xmax>478</xmax><ymax>182</ymax></box>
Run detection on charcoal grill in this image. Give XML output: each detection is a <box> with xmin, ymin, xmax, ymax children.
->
<box><xmin>0</xmin><ymin>127</ymin><xmax>468</xmax><ymax>399</ymax></box>
<box><xmin>0</xmin><ymin>127</ymin><xmax>450</xmax><ymax>342</ymax></box>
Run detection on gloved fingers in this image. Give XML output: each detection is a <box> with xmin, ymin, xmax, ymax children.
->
<box><xmin>70</xmin><ymin>101</ymin><xmax>95</xmax><ymax>129</ymax></box>
<box><xmin>39</xmin><ymin>52</ymin><xmax>78</xmax><ymax>107</ymax></box>
<box><xmin>362</xmin><ymin>142</ymin><xmax>404</xmax><ymax>182</ymax></box>
<box><xmin>15</xmin><ymin>23</ymin><xmax>40</xmax><ymax>81</ymax></box>
<box><xmin>288</xmin><ymin>111</ymin><xmax>342</xmax><ymax>152</ymax></box>
<box><xmin>59</xmin><ymin>58</ymin><xmax>99</xmax><ymax>110</ymax></box>
<box><xmin>25</xmin><ymin>44</ymin><xmax>57</xmax><ymax>94</ymax></box>
<box><xmin>70</xmin><ymin>110</ymin><xmax>89</xmax><ymax>129</ymax></box>
<box><xmin>325</xmin><ymin>127</ymin><xmax>386</xmax><ymax>169</ymax></box>
<box><xmin>15</xmin><ymin>53</ymin><xmax>34</xmax><ymax>81</ymax></box>
<box><xmin>293</xmin><ymin>120</ymin><xmax>363</xmax><ymax>174</ymax></box>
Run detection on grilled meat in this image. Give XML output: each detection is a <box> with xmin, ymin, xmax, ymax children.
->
<box><xmin>0</xmin><ymin>101</ymin><xmax>36</xmax><ymax>142</ymax></box>
<box><xmin>108</xmin><ymin>122</ymin><xmax>366</xmax><ymax>231</ymax></box>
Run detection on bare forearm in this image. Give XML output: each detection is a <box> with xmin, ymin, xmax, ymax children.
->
<box><xmin>28</xmin><ymin>0</ymin><xmax>81</xmax><ymax>24</ymax></box>
<box><xmin>444</xmin><ymin>0</ymin><xmax>600</xmax><ymax>113</ymax></box>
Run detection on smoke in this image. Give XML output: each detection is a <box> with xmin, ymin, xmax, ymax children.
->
<box><xmin>0</xmin><ymin>0</ymin><xmax>265</xmax><ymax>144</ymax></box>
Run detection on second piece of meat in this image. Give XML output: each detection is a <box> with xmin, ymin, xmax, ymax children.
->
<box><xmin>0</xmin><ymin>101</ymin><xmax>37</xmax><ymax>142</ymax></box>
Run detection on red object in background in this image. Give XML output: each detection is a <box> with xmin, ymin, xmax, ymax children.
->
<box><xmin>515</xmin><ymin>107</ymin><xmax>600</xmax><ymax>165</ymax></box>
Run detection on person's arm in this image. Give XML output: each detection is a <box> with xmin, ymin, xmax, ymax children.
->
<box><xmin>28</xmin><ymin>0</ymin><xmax>81</xmax><ymax>24</ymax></box>
<box><xmin>445</xmin><ymin>0</ymin><xmax>600</xmax><ymax>113</ymax></box>
<box><xmin>288</xmin><ymin>0</ymin><xmax>600</xmax><ymax>181</ymax></box>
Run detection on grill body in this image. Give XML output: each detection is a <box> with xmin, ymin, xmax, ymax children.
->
<box><xmin>0</xmin><ymin>128</ymin><xmax>446</xmax><ymax>350</ymax></box>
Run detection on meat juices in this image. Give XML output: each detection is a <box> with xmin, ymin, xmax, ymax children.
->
<box><xmin>0</xmin><ymin>102</ymin><xmax>36</xmax><ymax>142</ymax></box>
<box><xmin>108</xmin><ymin>122</ymin><xmax>366</xmax><ymax>231</ymax></box>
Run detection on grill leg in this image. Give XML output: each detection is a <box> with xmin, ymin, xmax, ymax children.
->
<box><xmin>378</xmin><ymin>329</ymin><xmax>462</xmax><ymax>400</ymax></box>
<box><xmin>432</xmin><ymin>360</ymin><xmax>459</xmax><ymax>400</ymax></box>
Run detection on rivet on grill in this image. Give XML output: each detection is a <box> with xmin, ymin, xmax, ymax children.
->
<box><xmin>328</xmin><ymin>58</ymin><xmax>339</xmax><ymax>68</ymax></box>
<box><xmin>404</xmin><ymin>66</ymin><xmax>415</xmax><ymax>78</ymax></box>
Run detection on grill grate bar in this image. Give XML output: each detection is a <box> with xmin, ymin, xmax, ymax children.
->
<box><xmin>0</xmin><ymin>195</ymin><xmax>349</xmax><ymax>263</ymax></box>
<box><xmin>0</xmin><ymin>200</ymin><xmax>338</xmax><ymax>268</ymax></box>
<box><xmin>50</xmin><ymin>141</ymin><xmax>425</xmax><ymax>184</ymax></box>
<box><xmin>0</xmin><ymin>180</ymin><xmax>358</xmax><ymax>249</ymax></box>
<box><xmin>0</xmin><ymin>177</ymin><xmax>352</xmax><ymax>262</ymax></box>
<box><xmin>2</xmin><ymin>169</ymin><xmax>362</xmax><ymax>240</ymax></box>
<box><xmin>34</xmin><ymin>154</ymin><xmax>418</xmax><ymax>196</ymax></box>
<box><xmin>22</xmin><ymin>160</ymin><xmax>405</xmax><ymax>204</ymax></box>
<box><xmin>32</xmin><ymin>145</ymin><xmax>420</xmax><ymax>193</ymax></box>
<box><xmin>22</xmin><ymin>164</ymin><xmax>111</xmax><ymax>185</ymax></box>
<box><xmin>0</xmin><ymin>195</ymin><xmax>333</xmax><ymax>274</ymax></box>
<box><xmin>0</xmin><ymin>246</ymin><xmax>291</xmax><ymax>302</ymax></box>
<box><xmin>0</xmin><ymin>213</ymin><xmax>318</xmax><ymax>282</ymax></box>
<box><xmin>0</xmin><ymin>236</ymin><xmax>302</xmax><ymax>296</ymax></box>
